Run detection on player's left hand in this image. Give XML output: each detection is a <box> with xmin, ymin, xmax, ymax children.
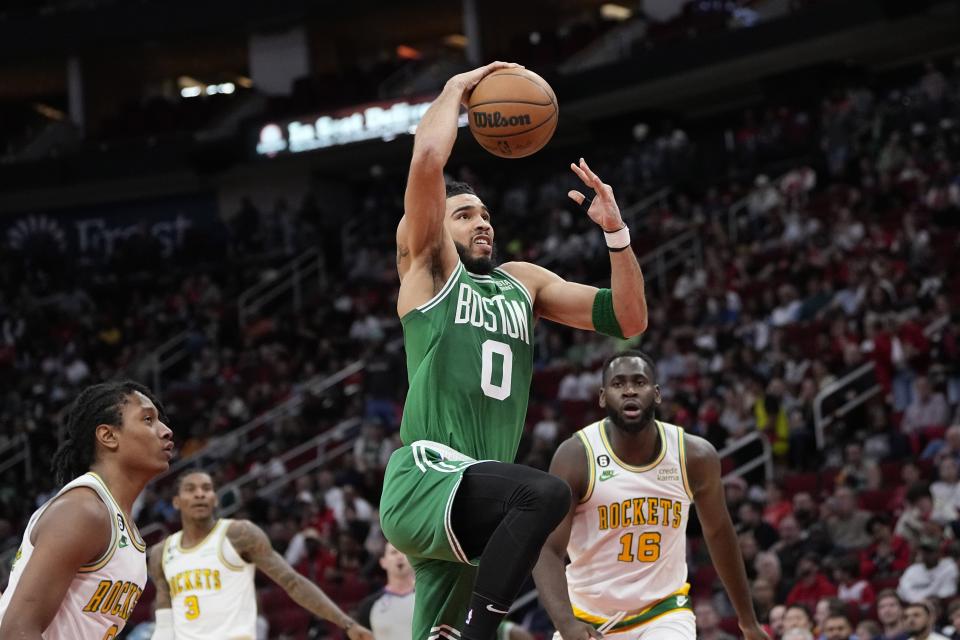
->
<box><xmin>347</xmin><ymin>622</ymin><xmax>374</xmax><ymax>640</ymax></box>
<box><xmin>739</xmin><ymin>621</ymin><xmax>771</xmax><ymax>640</ymax></box>
<box><xmin>568</xmin><ymin>157</ymin><xmax>624</xmax><ymax>232</ymax></box>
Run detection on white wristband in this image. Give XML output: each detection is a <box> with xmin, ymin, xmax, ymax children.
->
<box><xmin>151</xmin><ymin>609</ymin><xmax>174</xmax><ymax>640</ymax></box>
<box><xmin>604</xmin><ymin>225</ymin><xmax>631</xmax><ymax>251</ymax></box>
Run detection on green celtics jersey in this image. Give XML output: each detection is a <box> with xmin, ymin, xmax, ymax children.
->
<box><xmin>400</xmin><ymin>262</ymin><xmax>535</xmax><ymax>463</ymax></box>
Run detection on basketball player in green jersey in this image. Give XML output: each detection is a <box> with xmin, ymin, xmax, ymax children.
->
<box><xmin>380</xmin><ymin>61</ymin><xmax>649</xmax><ymax>640</ymax></box>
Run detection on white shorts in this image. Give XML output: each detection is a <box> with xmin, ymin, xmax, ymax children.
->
<box><xmin>552</xmin><ymin>610</ymin><xmax>696</xmax><ymax>640</ymax></box>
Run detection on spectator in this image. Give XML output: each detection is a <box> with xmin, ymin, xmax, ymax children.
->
<box><xmin>725</xmin><ymin>475</ymin><xmax>749</xmax><ymax>520</ymax></box>
<box><xmin>860</xmin><ymin>515</ymin><xmax>913</xmax><ymax>584</ymax></box>
<box><xmin>930</xmin><ymin>457</ymin><xmax>960</xmax><ymax>527</ymax></box>
<box><xmin>857</xmin><ymin>620</ymin><xmax>882</xmax><ymax>640</ymax></box>
<box><xmin>924</xmin><ymin>425</ymin><xmax>960</xmax><ymax>464</ymax></box>
<box><xmin>891</xmin><ymin>465</ymin><xmax>925</xmax><ymax>514</ymax></box>
<box><xmin>815</xmin><ymin>598</ymin><xmax>849</xmax><ymax>636</ymax></box>
<box><xmin>786</xmin><ymin>554</ymin><xmax>838</xmax><ymax>611</ymax></box>
<box><xmin>898</xmin><ymin>539</ymin><xmax>959</xmax><ymax>604</ymax></box>
<box><xmin>903</xmin><ymin>601</ymin><xmax>950</xmax><ymax>640</ymax></box>
<box><xmin>763</xmin><ymin>481</ymin><xmax>793</xmax><ymax>527</ymax></box>
<box><xmin>876</xmin><ymin>589</ymin><xmax>909</xmax><ymax>640</ymax></box>
<box><xmin>784</xmin><ymin>603</ymin><xmax>815</xmax><ymax>633</ymax></box>
<box><xmin>774</xmin><ymin>514</ymin><xmax>813</xmax><ymax>578</ymax></box>
<box><xmin>823</xmin><ymin>614</ymin><xmax>855</xmax><ymax>640</ymax></box>
<box><xmin>769</xmin><ymin>604</ymin><xmax>787</xmax><ymax>637</ymax></box>
<box><xmin>695</xmin><ymin>600</ymin><xmax>736</xmax><ymax>640</ymax></box>
<box><xmin>738</xmin><ymin>500</ymin><xmax>780</xmax><ymax>550</ymax></box>
<box><xmin>532</xmin><ymin>405</ymin><xmax>560</xmax><ymax>448</ymax></box>
<box><xmin>826</xmin><ymin>487</ymin><xmax>873</xmax><ymax>552</ymax></box>
<box><xmin>833</xmin><ymin>555</ymin><xmax>875</xmax><ymax>612</ymax></box>
<box><xmin>896</xmin><ymin>484</ymin><xmax>939</xmax><ymax>548</ymax></box>
<box><xmin>783</xmin><ymin>630</ymin><xmax>815</xmax><ymax>640</ymax></box>
<box><xmin>752</xmin><ymin>577</ymin><xmax>777</xmax><ymax>623</ymax></box>
<box><xmin>941</xmin><ymin>599</ymin><xmax>960</xmax><ymax>640</ymax></box>
<box><xmin>755</xmin><ymin>551</ymin><xmax>790</xmax><ymax>604</ymax></box>
<box><xmin>902</xmin><ymin>377</ymin><xmax>950</xmax><ymax>434</ymax></box>
<box><xmin>837</xmin><ymin>442</ymin><xmax>879</xmax><ymax>491</ymax></box>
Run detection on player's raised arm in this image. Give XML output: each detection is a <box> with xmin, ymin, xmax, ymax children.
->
<box><xmin>0</xmin><ymin>490</ymin><xmax>111</xmax><ymax>640</ymax></box>
<box><xmin>399</xmin><ymin>61</ymin><xmax>521</xmax><ymax>267</ymax></box>
<box><xmin>683</xmin><ymin>435</ymin><xmax>769</xmax><ymax>640</ymax></box>
<box><xmin>225</xmin><ymin>519</ymin><xmax>373</xmax><ymax>640</ymax></box>
<box><xmin>532</xmin><ymin>438</ymin><xmax>602</xmax><ymax>640</ymax></box>
<box><xmin>502</xmin><ymin>159</ymin><xmax>647</xmax><ymax>338</ymax></box>
<box><xmin>148</xmin><ymin>542</ymin><xmax>173</xmax><ymax>640</ymax></box>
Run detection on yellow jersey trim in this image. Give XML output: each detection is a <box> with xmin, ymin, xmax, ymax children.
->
<box><xmin>576</xmin><ymin>428</ymin><xmax>597</xmax><ymax>504</ymax></box>
<box><xmin>177</xmin><ymin>519</ymin><xmax>222</xmax><ymax>553</ymax></box>
<box><xmin>76</xmin><ymin>488</ymin><xmax>119</xmax><ymax>573</ymax></box>
<box><xmin>87</xmin><ymin>472</ymin><xmax>146</xmax><ymax>552</ymax></box>
<box><xmin>599</xmin><ymin>420</ymin><xmax>667</xmax><ymax>473</ymax></box>
<box><xmin>677</xmin><ymin>427</ymin><xmax>694</xmax><ymax>499</ymax></box>
<box><xmin>571</xmin><ymin>584</ymin><xmax>691</xmax><ymax>625</ymax></box>
<box><xmin>610</xmin><ymin>608</ymin><xmax>692</xmax><ymax>633</ymax></box>
<box><xmin>218</xmin><ymin>519</ymin><xmax>247</xmax><ymax>572</ymax></box>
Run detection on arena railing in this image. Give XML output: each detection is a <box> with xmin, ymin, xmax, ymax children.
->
<box><xmin>0</xmin><ymin>433</ymin><xmax>32</xmax><ymax>483</ymax></box>
<box><xmin>218</xmin><ymin>418</ymin><xmax>361</xmax><ymax>518</ymax></box>
<box><xmin>813</xmin><ymin>314</ymin><xmax>950</xmax><ymax>449</ymax></box>
<box><xmin>237</xmin><ymin>246</ymin><xmax>326</xmax><ymax>327</ymax></box>
<box><xmin>150</xmin><ymin>359</ymin><xmax>365</xmax><ymax>486</ymax></box>
<box><xmin>132</xmin><ymin>247</ymin><xmax>326</xmax><ymax>392</ymax></box>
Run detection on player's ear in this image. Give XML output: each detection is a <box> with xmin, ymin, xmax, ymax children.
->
<box><xmin>172</xmin><ymin>495</ymin><xmax>182</xmax><ymax>512</ymax></box>
<box><xmin>95</xmin><ymin>423</ymin><xmax>120</xmax><ymax>453</ymax></box>
<box><xmin>654</xmin><ymin>385</ymin><xmax>662</xmax><ymax>405</ymax></box>
<box><xmin>598</xmin><ymin>388</ymin><xmax>606</xmax><ymax>408</ymax></box>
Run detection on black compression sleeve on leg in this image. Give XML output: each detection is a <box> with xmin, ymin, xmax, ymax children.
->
<box><xmin>450</xmin><ymin>462</ymin><xmax>571</xmax><ymax>640</ymax></box>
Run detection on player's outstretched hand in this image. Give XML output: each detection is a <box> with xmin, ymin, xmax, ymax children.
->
<box><xmin>448</xmin><ymin>61</ymin><xmax>524</xmax><ymax>105</ymax></box>
<box><xmin>557</xmin><ymin>620</ymin><xmax>604</xmax><ymax>640</ymax></box>
<box><xmin>568</xmin><ymin>158</ymin><xmax>624</xmax><ymax>233</ymax></box>
<box><xmin>739</xmin><ymin>621</ymin><xmax>771</xmax><ymax>640</ymax></box>
<box><xmin>347</xmin><ymin>622</ymin><xmax>374</xmax><ymax>640</ymax></box>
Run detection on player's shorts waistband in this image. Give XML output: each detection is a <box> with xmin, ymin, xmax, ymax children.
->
<box><xmin>573</xmin><ymin>585</ymin><xmax>692</xmax><ymax>633</ymax></box>
<box><xmin>409</xmin><ymin>440</ymin><xmax>477</xmax><ymax>463</ymax></box>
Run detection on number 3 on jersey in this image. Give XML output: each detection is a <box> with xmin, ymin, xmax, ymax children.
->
<box><xmin>184</xmin><ymin>595</ymin><xmax>201</xmax><ymax>620</ymax></box>
<box><xmin>480</xmin><ymin>340</ymin><xmax>513</xmax><ymax>401</ymax></box>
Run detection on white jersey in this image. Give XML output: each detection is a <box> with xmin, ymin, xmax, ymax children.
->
<box><xmin>359</xmin><ymin>588</ymin><xmax>415</xmax><ymax>640</ymax></box>
<box><xmin>161</xmin><ymin>518</ymin><xmax>257</xmax><ymax>640</ymax></box>
<box><xmin>0</xmin><ymin>472</ymin><xmax>147</xmax><ymax>639</ymax></box>
<box><xmin>567</xmin><ymin>420</ymin><xmax>692</xmax><ymax>631</ymax></box>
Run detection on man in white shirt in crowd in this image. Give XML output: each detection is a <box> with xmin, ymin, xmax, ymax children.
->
<box><xmin>898</xmin><ymin>539</ymin><xmax>958</xmax><ymax>604</ymax></box>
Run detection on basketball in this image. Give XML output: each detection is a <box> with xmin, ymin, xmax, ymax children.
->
<box><xmin>467</xmin><ymin>68</ymin><xmax>558</xmax><ymax>159</ymax></box>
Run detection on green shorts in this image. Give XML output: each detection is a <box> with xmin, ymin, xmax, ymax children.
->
<box><xmin>380</xmin><ymin>440</ymin><xmax>484</xmax><ymax>564</ymax></box>
<box><xmin>380</xmin><ymin>441</ymin><xmax>488</xmax><ymax>640</ymax></box>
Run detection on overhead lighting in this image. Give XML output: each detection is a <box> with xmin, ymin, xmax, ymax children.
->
<box><xmin>443</xmin><ymin>34</ymin><xmax>468</xmax><ymax>48</ymax></box>
<box><xmin>236</xmin><ymin>76</ymin><xmax>253</xmax><ymax>89</ymax></box>
<box><xmin>181</xmin><ymin>86</ymin><xmax>203</xmax><ymax>98</ymax></box>
<box><xmin>600</xmin><ymin>3</ymin><xmax>632</xmax><ymax>21</ymax></box>
<box><xmin>177</xmin><ymin>75</ymin><xmax>202</xmax><ymax>89</ymax></box>
<box><xmin>396</xmin><ymin>45</ymin><xmax>422</xmax><ymax>60</ymax></box>
<box><xmin>34</xmin><ymin>103</ymin><xmax>65</xmax><ymax>120</ymax></box>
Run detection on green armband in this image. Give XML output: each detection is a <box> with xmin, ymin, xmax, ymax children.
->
<box><xmin>592</xmin><ymin>288</ymin><xmax>625</xmax><ymax>339</ymax></box>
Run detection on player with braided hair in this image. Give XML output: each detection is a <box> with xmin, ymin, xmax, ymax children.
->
<box><xmin>0</xmin><ymin>380</ymin><xmax>174</xmax><ymax>640</ymax></box>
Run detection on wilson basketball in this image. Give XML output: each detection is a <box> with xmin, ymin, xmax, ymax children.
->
<box><xmin>467</xmin><ymin>68</ymin><xmax>558</xmax><ymax>159</ymax></box>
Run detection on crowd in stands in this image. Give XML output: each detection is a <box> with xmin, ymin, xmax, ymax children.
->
<box><xmin>2</xmin><ymin>56</ymin><xmax>959</xmax><ymax>640</ymax></box>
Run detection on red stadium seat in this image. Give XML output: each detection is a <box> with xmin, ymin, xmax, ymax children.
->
<box><xmin>859</xmin><ymin>490</ymin><xmax>891</xmax><ymax>513</ymax></box>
